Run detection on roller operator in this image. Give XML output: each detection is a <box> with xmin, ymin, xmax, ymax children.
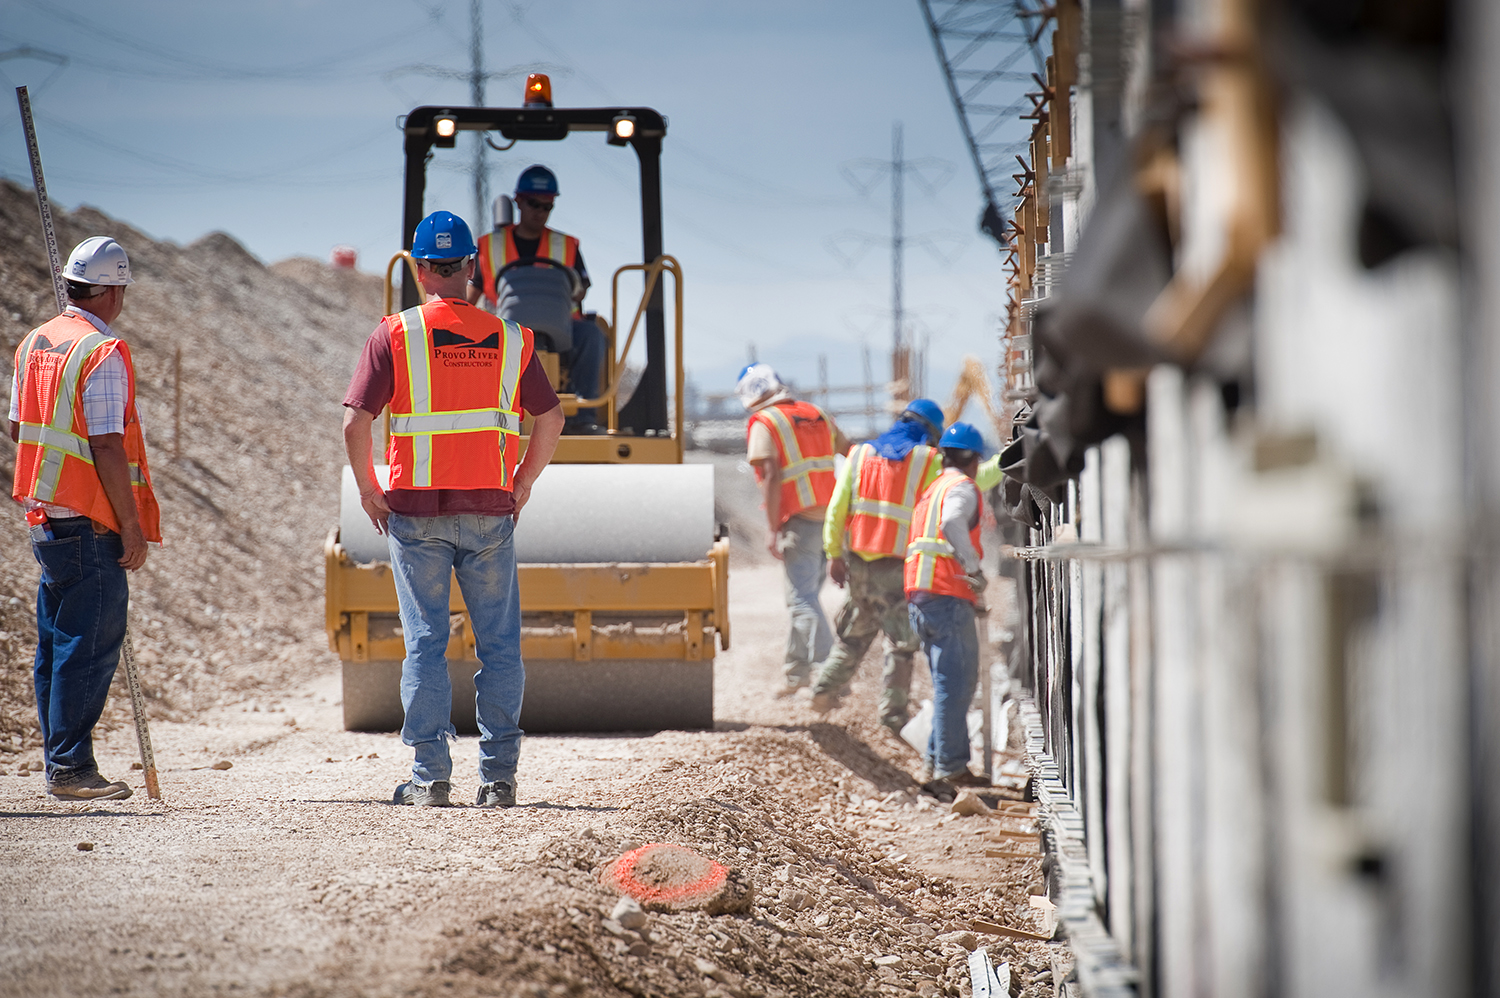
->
<box><xmin>468</xmin><ymin>165</ymin><xmax>607</xmax><ymax>435</ymax></box>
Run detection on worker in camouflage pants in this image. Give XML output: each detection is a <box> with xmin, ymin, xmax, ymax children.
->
<box><xmin>810</xmin><ymin>400</ymin><xmax>945</xmax><ymax>732</ymax></box>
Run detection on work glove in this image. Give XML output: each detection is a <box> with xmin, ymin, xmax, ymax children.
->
<box><xmin>965</xmin><ymin>570</ymin><xmax>988</xmax><ymax>598</ymax></box>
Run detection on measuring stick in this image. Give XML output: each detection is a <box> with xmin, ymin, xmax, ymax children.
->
<box><xmin>120</xmin><ymin>632</ymin><xmax>161</xmax><ymax>799</ymax></box>
<box><xmin>978</xmin><ymin>610</ymin><xmax>993</xmax><ymax>783</ymax></box>
<box><xmin>16</xmin><ymin>87</ymin><xmax>67</xmax><ymax>315</ymax></box>
<box><xmin>16</xmin><ymin>85</ymin><xmax>162</xmax><ymax>800</ymax></box>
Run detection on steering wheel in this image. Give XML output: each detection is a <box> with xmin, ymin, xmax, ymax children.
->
<box><xmin>494</xmin><ymin>256</ymin><xmax>583</xmax><ymax>302</ymax></box>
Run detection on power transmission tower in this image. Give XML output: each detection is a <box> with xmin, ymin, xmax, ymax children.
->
<box><xmin>386</xmin><ymin>2</ymin><xmax>549</xmax><ymax>230</ymax></box>
<box><xmin>916</xmin><ymin>0</ymin><xmax>1048</xmax><ymax>251</ymax></box>
<box><xmin>839</xmin><ymin>123</ymin><xmax>953</xmax><ymax>402</ymax></box>
<box><xmin>468</xmin><ymin>0</ymin><xmax>487</xmax><ymax>230</ymax></box>
<box><xmin>892</xmin><ymin>123</ymin><xmax>907</xmax><ymax>397</ymax></box>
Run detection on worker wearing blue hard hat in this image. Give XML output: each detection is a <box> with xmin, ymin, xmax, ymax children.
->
<box><xmin>469</xmin><ymin>165</ymin><xmax>607</xmax><ymax>434</ymax></box>
<box><xmin>343</xmin><ymin>208</ymin><xmax>565</xmax><ymax>809</ymax></box>
<box><xmin>410</xmin><ymin>210</ymin><xmax>478</xmax><ymax>264</ymax></box>
<box><xmin>904</xmin><ymin>420</ymin><xmax>991</xmax><ymax>793</ymax></box>
<box><xmin>810</xmin><ymin>399</ymin><xmax>948</xmax><ymax>733</ymax></box>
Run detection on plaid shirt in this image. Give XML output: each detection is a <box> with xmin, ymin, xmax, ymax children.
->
<box><xmin>9</xmin><ymin>306</ymin><xmax>134</xmax><ymax>519</ymax></box>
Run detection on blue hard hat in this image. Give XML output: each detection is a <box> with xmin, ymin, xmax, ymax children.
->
<box><xmin>900</xmin><ymin>398</ymin><xmax>945</xmax><ymax>444</ymax></box>
<box><xmin>940</xmin><ymin>421</ymin><xmax>985</xmax><ymax>455</ymax></box>
<box><xmin>411</xmin><ymin>211</ymin><xmax>477</xmax><ymax>259</ymax></box>
<box><xmin>515</xmin><ymin>165</ymin><xmax>559</xmax><ymax>196</ymax></box>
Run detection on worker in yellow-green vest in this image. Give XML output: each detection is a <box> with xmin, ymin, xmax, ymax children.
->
<box><xmin>809</xmin><ymin>399</ymin><xmax>945</xmax><ymax>733</ymax></box>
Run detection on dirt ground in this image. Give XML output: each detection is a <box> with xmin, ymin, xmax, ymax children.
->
<box><xmin>0</xmin><ymin>183</ymin><xmax>1066</xmax><ymax>997</ymax></box>
<box><xmin>0</xmin><ymin>556</ymin><xmax>1066</xmax><ymax>998</ymax></box>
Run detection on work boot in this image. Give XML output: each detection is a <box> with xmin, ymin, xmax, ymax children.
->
<box><xmin>393</xmin><ymin>780</ymin><xmax>451</xmax><ymax>807</ymax></box>
<box><xmin>879</xmin><ymin>710</ymin><xmax>909</xmax><ymax>735</ymax></box>
<box><xmin>475</xmin><ymin>781</ymin><xmax>517</xmax><ymax>808</ymax></box>
<box><xmin>809</xmin><ymin>689</ymin><xmax>840</xmax><ymax>714</ymax></box>
<box><xmin>935</xmin><ymin>767</ymin><xmax>991</xmax><ymax>788</ymax></box>
<box><xmin>772</xmin><ymin>675</ymin><xmax>810</xmax><ymax>699</ymax></box>
<box><xmin>47</xmin><ymin>770</ymin><xmax>132</xmax><ymax>801</ymax></box>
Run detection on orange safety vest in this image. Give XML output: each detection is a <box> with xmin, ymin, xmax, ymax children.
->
<box><xmin>747</xmin><ymin>400</ymin><xmax>837</xmax><ymax>526</ymax></box>
<box><xmin>386</xmin><ymin>298</ymin><xmax>533</xmax><ymax>491</ymax></box>
<box><xmin>844</xmin><ymin>442</ymin><xmax>941</xmax><ymax>558</ymax></box>
<box><xmin>905</xmin><ymin>468</ymin><xmax>983</xmax><ymax>602</ymax></box>
<box><xmin>476</xmin><ymin>224</ymin><xmax>581</xmax><ymax>309</ymax></box>
<box><xmin>11</xmin><ymin>311</ymin><xmax>162</xmax><ymax>541</ymax></box>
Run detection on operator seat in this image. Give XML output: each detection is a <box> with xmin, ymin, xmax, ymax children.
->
<box><xmin>495</xmin><ymin>264</ymin><xmax>574</xmax><ymax>353</ymax></box>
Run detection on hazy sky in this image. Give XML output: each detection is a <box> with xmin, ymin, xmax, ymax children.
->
<box><xmin>0</xmin><ymin>0</ymin><xmax>1029</xmax><ymax>431</ymax></box>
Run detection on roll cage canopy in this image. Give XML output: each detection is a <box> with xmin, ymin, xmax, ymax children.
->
<box><xmin>400</xmin><ymin>103</ymin><xmax>670</xmax><ymax>433</ymax></box>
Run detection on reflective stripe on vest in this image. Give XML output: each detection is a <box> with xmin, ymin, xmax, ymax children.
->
<box><xmin>845</xmin><ymin>443</ymin><xmax>936</xmax><ymax>556</ymax></box>
<box><xmin>905</xmin><ymin>470</ymin><xmax>979</xmax><ymax>596</ymax></box>
<box><xmin>481</xmin><ymin>226</ymin><xmax>579</xmax><ymax>311</ymax></box>
<box><xmin>25</xmin><ymin>331</ymin><xmax>109</xmax><ymax>503</ymax></box>
<box><xmin>761</xmin><ymin>404</ymin><xmax>835</xmax><ymax>508</ymax></box>
<box><xmin>392</xmin><ymin>305</ymin><xmax>525</xmax><ymax>488</ymax></box>
<box><xmin>501</xmin><ymin>228</ymin><xmax>572</xmax><ymax>267</ymax></box>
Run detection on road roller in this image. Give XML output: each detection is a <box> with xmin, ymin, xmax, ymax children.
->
<box><xmin>323</xmin><ymin>78</ymin><xmax>729</xmax><ymax>733</ymax></box>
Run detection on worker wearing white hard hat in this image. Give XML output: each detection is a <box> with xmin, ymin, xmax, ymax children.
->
<box><xmin>9</xmin><ymin>236</ymin><xmax>161</xmax><ymax>803</ymax></box>
<box><xmin>737</xmin><ymin>363</ymin><xmax>851</xmax><ymax>698</ymax></box>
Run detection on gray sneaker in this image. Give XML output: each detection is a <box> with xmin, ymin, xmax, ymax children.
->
<box><xmin>48</xmin><ymin>770</ymin><xmax>132</xmax><ymax>801</ymax></box>
<box><xmin>475</xmin><ymin>781</ymin><xmax>516</xmax><ymax>808</ymax></box>
<box><xmin>393</xmin><ymin>780</ymin><xmax>451</xmax><ymax>807</ymax></box>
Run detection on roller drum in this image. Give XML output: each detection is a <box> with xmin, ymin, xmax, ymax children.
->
<box><xmin>338</xmin><ymin>463</ymin><xmax>716</xmax><ymax>564</ymax></box>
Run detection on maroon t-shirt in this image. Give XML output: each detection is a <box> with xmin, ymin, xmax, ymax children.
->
<box><xmin>343</xmin><ymin>300</ymin><xmax>560</xmax><ymax>517</ymax></box>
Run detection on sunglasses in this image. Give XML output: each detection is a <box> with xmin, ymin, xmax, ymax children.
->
<box><xmin>520</xmin><ymin>197</ymin><xmax>554</xmax><ymax>210</ymax></box>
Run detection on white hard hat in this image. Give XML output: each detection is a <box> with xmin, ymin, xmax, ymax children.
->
<box><xmin>735</xmin><ymin>363</ymin><xmax>787</xmax><ymax>411</ymax></box>
<box><xmin>65</xmin><ymin>236</ymin><xmax>134</xmax><ymax>287</ymax></box>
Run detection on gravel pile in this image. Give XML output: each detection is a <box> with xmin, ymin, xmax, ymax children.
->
<box><xmin>436</xmin><ymin>727</ymin><xmax>1064</xmax><ymax>998</ymax></box>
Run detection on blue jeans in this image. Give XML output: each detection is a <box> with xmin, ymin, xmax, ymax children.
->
<box><xmin>909</xmin><ymin>593</ymin><xmax>979</xmax><ymax>777</ymax></box>
<box><xmin>31</xmin><ymin>518</ymin><xmax>129</xmax><ymax>781</ymax></box>
<box><xmin>568</xmin><ymin>318</ymin><xmax>605</xmax><ymax>424</ymax></box>
<box><xmin>778</xmin><ymin>517</ymin><xmax>833</xmax><ymax>687</ymax></box>
<box><xmin>386</xmin><ymin>513</ymin><xmax>524</xmax><ymax>787</ymax></box>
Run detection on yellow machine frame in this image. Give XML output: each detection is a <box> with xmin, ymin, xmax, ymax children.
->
<box><xmin>324</xmin><ymin>256</ymin><xmax>729</xmax><ymax>728</ymax></box>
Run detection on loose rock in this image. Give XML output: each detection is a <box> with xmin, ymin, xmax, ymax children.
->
<box><xmin>938</xmin><ymin>930</ymin><xmax>978</xmax><ymax>952</ymax></box>
<box><xmin>611</xmin><ymin>895</ymin><xmax>648</xmax><ymax>930</ymax></box>
<box><xmin>951</xmin><ymin>791</ymin><xmax>992</xmax><ymax>817</ymax></box>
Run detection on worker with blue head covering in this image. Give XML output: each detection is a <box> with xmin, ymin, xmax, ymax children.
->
<box><xmin>809</xmin><ymin>399</ymin><xmax>947</xmax><ymax>732</ymax></box>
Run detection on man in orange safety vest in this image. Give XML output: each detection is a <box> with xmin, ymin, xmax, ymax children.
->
<box><xmin>467</xmin><ymin>166</ymin><xmax>607</xmax><ymax>434</ymax></box>
<box><xmin>809</xmin><ymin>399</ymin><xmax>945</xmax><ymax>733</ymax></box>
<box><xmin>905</xmin><ymin>421</ymin><xmax>991</xmax><ymax>794</ymax></box>
<box><xmin>10</xmin><ymin>236</ymin><xmax>160</xmax><ymax>802</ymax></box>
<box><xmin>344</xmin><ymin>210</ymin><xmax>564</xmax><ymax>809</ymax></box>
<box><xmin>738</xmin><ymin>363</ymin><xmax>849</xmax><ymax>697</ymax></box>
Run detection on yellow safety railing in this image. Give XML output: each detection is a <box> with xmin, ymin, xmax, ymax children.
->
<box><xmin>589</xmin><ymin>255</ymin><xmax>683</xmax><ymax>457</ymax></box>
<box><xmin>382</xmin><ymin>251</ymin><xmax>425</xmax><ymax>315</ymax></box>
